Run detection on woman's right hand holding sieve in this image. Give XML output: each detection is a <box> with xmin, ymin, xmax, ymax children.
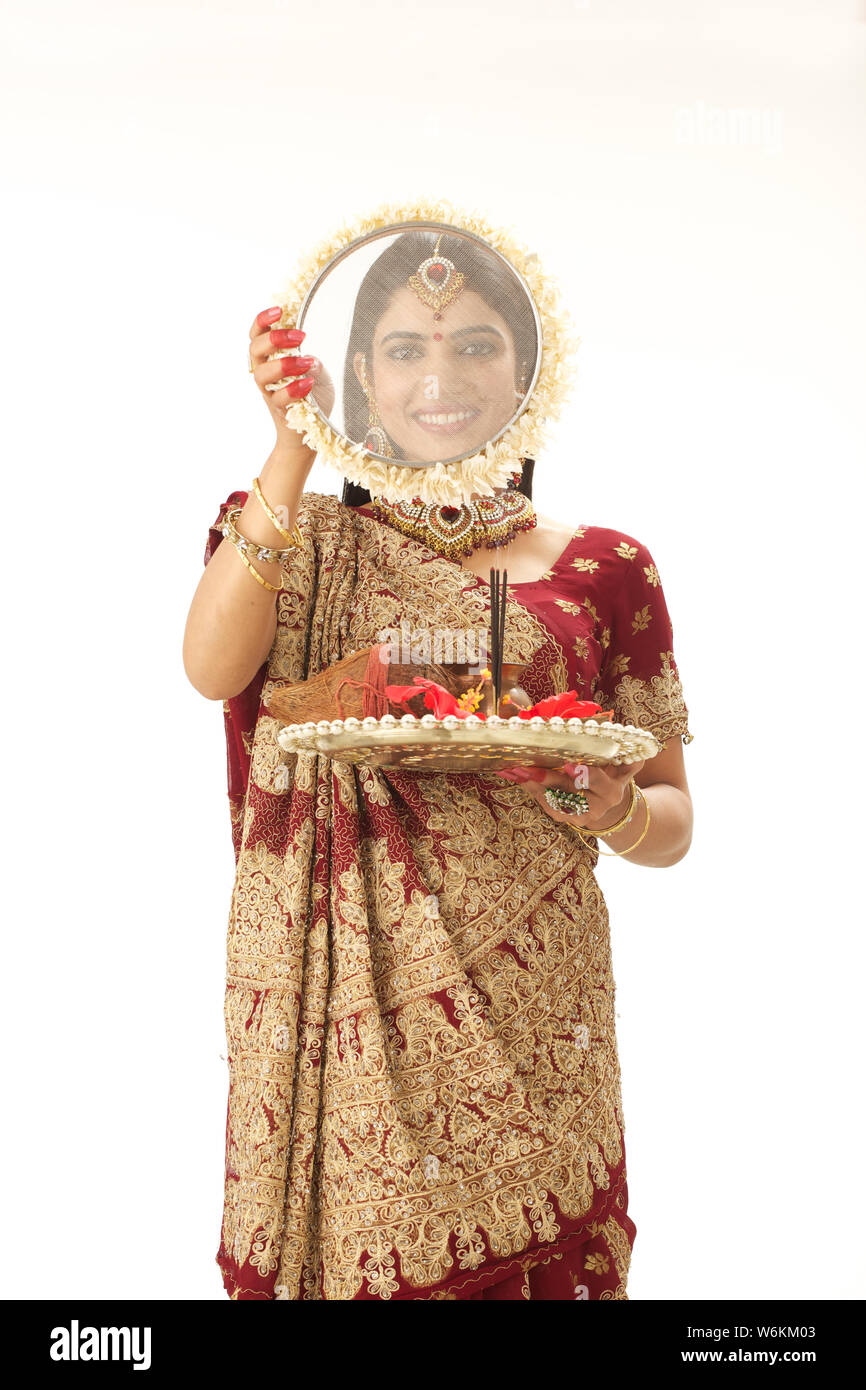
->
<box><xmin>248</xmin><ymin>306</ymin><xmax>336</xmax><ymax>458</ymax></box>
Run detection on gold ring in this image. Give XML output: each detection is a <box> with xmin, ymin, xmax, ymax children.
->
<box><xmin>248</xmin><ymin>353</ymin><xmax>255</xmax><ymax>373</ymax></box>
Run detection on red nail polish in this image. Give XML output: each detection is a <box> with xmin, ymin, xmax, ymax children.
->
<box><xmin>269</xmin><ymin>328</ymin><xmax>306</xmax><ymax>348</ymax></box>
<box><xmin>280</xmin><ymin>355</ymin><xmax>315</xmax><ymax>374</ymax></box>
<box><xmin>287</xmin><ymin>376</ymin><xmax>314</xmax><ymax>398</ymax></box>
<box><xmin>257</xmin><ymin>306</ymin><xmax>283</xmax><ymax>328</ymax></box>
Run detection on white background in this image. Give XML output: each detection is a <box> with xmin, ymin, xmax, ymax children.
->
<box><xmin>2</xmin><ymin>0</ymin><xmax>864</xmax><ymax>1300</ymax></box>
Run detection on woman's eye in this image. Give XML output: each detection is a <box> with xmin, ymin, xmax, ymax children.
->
<box><xmin>459</xmin><ymin>340</ymin><xmax>497</xmax><ymax>357</ymax></box>
<box><xmin>388</xmin><ymin>345</ymin><xmax>424</xmax><ymax>361</ymax></box>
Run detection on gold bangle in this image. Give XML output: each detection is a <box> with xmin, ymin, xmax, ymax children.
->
<box><xmin>592</xmin><ymin>776</ymin><xmax>638</xmax><ymax>837</ymax></box>
<box><xmin>574</xmin><ymin>785</ymin><xmax>651</xmax><ymax>858</ymax></box>
<box><xmin>225</xmin><ymin>535</ymin><xmax>282</xmax><ymax>592</ymax></box>
<box><xmin>251</xmin><ymin>475</ymin><xmax>304</xmax><ymax>548</ymax></box>
<box><xmin>220</xmin><ymin>507</ymin><xmax>299</xmax><ymax>564</ymax></box>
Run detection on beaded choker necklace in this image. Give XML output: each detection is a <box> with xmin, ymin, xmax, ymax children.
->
<box><xmin>369</xmin><ymin>472</ymin><xmax>536</xmax><ymax>562</ymax></box>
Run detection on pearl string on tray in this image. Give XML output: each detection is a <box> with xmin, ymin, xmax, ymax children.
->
<box><xmin>276</xmin><ymin>713</ymin><xmax>657</xmax><ymax>756</ymax></box>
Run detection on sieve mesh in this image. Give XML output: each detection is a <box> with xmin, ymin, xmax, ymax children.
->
<box><xmin>297</xmin><ymin>223</ymin><xmax>540</xmax><ymax>471</ymax></box>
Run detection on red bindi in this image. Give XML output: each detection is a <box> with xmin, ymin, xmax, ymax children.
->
<box><xmin>433</xmin><ymin>331</ymin><xmax>443</xmax><ymax>341</ymax></box>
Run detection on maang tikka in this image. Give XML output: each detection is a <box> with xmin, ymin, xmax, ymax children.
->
<box><xmin>407</xmin><ymin>233</ymin><xmax>466</xmax><ymax>320</ymax></box>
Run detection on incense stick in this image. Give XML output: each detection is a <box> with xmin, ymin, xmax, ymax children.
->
<box><xmin>489</xmin><ymin>567</ymin><xmax>508</xmax><ymax>713</ymax></box>
<box><xmin>499</xmin><ymin>570</ymin><xmax>508</xmax><ymax>713</ymax></box>
<box><xmin>489</xmin><ymin>567</ymin><xmax>498</xmax><ymax>710</ymax></box>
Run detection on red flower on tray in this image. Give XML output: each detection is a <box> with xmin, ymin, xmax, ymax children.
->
<box><xmin>385</xmin><ymin>679</ymin><xmax>613</xmax><ymax>723</ymax></box>
<box><xmin>515</xmin><ymin>692</ymin><xmax>613</xmax><ymax>721</ymax></box>
<box><xmin>385</xmin><ymin>678</ymin><xmax>477</xmax><ymax>720</ymax></box>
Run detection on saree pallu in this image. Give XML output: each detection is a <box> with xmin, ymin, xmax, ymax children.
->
<box><xmin>204</xmin><ymin>491</ymin><xmax>692</xmax><ymax>1301</ymax></box>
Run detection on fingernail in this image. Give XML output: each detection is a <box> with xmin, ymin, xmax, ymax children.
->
<box><xmin>269</xmin><ymin>328</ymin><xmax>305</xmax><ymax>348</ymax></box>
<box><xmin>280</xmin><ymin>355</ymin><xmax>315</xmax><ymax>373</ymax></box>
<box><xmin>287</xmin><ymin>376</ymin><xmax>314</xmax><ymax>398</ymax></box>
<box><xmin>258</xmin><ymin>306</ymin><xmax>283</xmax><ymax>326</ymax></box>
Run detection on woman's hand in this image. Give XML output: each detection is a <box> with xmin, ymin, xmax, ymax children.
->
<box><xmin>248</xmin><ymin>306</ymin><xmax>336</xmax><ymax>456</ymax></box>
<box><xmin>492</xmin><ymin>758</ymin><xmax>645</xmax><ymax>834</ymax></box>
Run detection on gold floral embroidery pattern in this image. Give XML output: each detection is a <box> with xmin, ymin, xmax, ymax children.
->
<box><xmin>249</xmin><ymin>715</ymin><xmax>293</xmax><ymax>794</ymax></box>
<box><xmin>599</xmin><ymin>1212</ymin><xmax>633</xmax><ymax>1290</ymax></box>
<box><xmin>606</xmin><ymin>653</ymin><xmax>630</xmax><ymax>680</ymax></box>
<box><xmin>596</xmin><ymin>650</ymin><xmax>693</xmax><ymax>748</ymax></box>
<box><xmin>631</xmin><ymin>605</ymin><xmax>652</xmax><ymax>635</ymax></box>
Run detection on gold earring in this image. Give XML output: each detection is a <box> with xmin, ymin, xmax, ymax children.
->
<box><xmin>359</xmin><ymin>354</ymin><xmax>395</xmax><ymax>458</ymax></box>
<box><xmin>514</xmin><ymin>359</ymin><xmax>529</xmax><ymax>399</ymax></box>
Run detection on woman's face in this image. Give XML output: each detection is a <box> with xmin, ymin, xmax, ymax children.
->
<box><xmin>354</xmin><ymin>286</ymin><xmax>524</xmax><ymax>462</ymax></box>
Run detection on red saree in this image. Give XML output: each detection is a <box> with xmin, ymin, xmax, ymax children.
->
<box><xmin>203</xmin><ymin>491</ymin><xmax>692</xmax><ymax>1300</ymax></box>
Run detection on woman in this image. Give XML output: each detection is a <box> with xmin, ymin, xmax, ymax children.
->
<box><xmin>183</xmin><ymin>233</ymin><xmax>694</xmax><ymax>1301</ymax></box>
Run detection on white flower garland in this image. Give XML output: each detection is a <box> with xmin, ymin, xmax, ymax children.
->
<box><xmin>270</xmin><ymin>196</ymin><xmax>580</xmax><ymax>507</ymax></box>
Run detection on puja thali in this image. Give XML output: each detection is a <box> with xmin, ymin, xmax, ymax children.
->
<box><xmin>274</xmin><ymin>712</ymin><xmax>659</xmax><ymax>773</ymax></box>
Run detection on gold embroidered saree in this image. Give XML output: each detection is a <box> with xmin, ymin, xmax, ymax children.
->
<box><xmin>203</xmin><ymin>490</ymin><xmax>693</xmax><ymax>1300</ymax></box>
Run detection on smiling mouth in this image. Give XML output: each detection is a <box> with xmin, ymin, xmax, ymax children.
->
<box><xmin>413</xmin><ymin>407</ymin><xmax>481</xmax><ymax>433</ymax></box>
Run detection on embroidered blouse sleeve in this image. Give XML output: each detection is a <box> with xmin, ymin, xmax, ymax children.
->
<box><xmin>594</xmin><ymin>535</ymin><xmax>694</xmax><ymax>751</ymax></box>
